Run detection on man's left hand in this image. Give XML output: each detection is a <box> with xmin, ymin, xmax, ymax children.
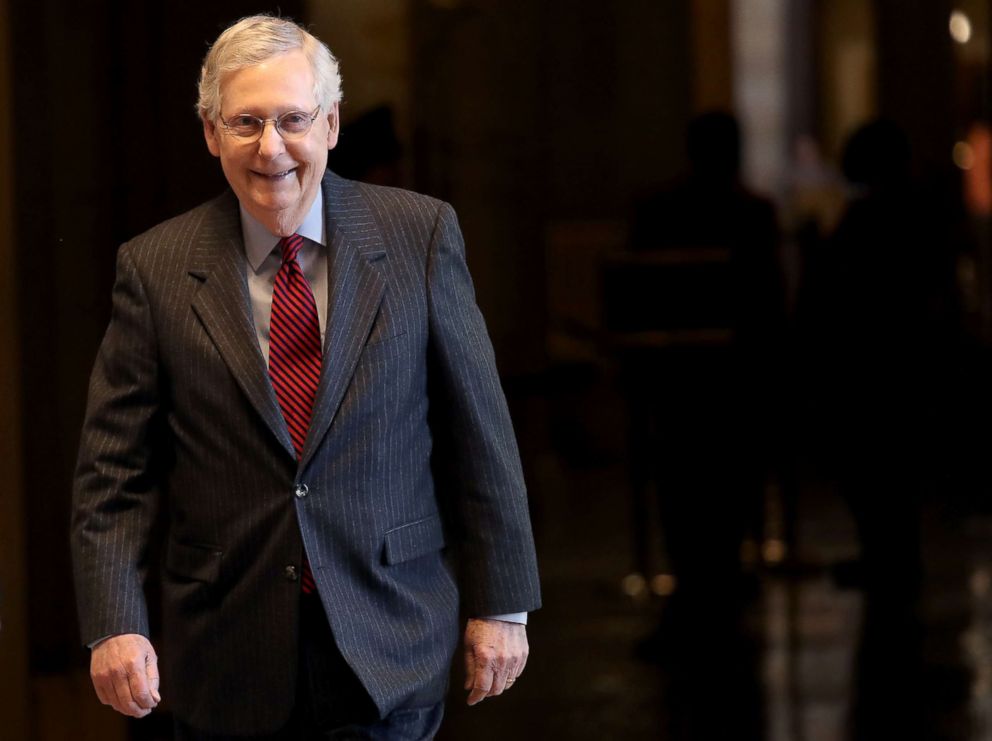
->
<box><xmin>463</xmin><ymin>618</ymin><xmax>529</xmax><ymax>705</ymax></box>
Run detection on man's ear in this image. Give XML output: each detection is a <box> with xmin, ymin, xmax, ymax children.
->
<box><xmin>203</xmin><ymin>117</ymin><xmax>221</xmax><ymax>158</ymax></box>
<box><xmin>326</xmin><ymin>102</ymin><xmax>340</xmax><ymax>151</ymax></box>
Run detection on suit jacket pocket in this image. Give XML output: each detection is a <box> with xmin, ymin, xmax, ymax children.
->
<box><xmin>364</xmin><ymin>327</ymin><xmax>408</xmax><ymax>349</ymax></box>
<box><xmin>382</xmin><ymin>514</ymin><xmax>446</xmax><ymax>565</ymax></box>
<box><xmin>165</xmin><ymin>540</ymin><xmax>223</xmax><ymax>583</ymax></box>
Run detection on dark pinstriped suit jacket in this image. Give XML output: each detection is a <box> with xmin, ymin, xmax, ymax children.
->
<box><xmin>71</xmin><ymin>170</ymin><xmax>541</xmax><ymax>735</ymax></box>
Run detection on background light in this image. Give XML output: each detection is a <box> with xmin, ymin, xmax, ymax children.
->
<box><xmin>955</xmin><ymin>140</ymin><xmax>976</xmax><ymax>170</ymax></box>
<box><xmin>950</xmin><ymin>10</ymin><xmax>973</xmax><ymax>44</ymax></box>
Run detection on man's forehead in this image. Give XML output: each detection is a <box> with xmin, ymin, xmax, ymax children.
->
<box><xmin>217</xmin><ymin>51</ymin><xmax>317</xmax><ymax>109</ymax></box>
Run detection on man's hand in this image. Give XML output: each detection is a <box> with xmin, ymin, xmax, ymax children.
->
<box><xmin>90</xmin><ymin>633</ymin><xmax>161</xmax><ymax>718</ymax></box>
<box><xmin>463</xmin><ymin>618</ymin><xmax>529</xmax><ymax>706</ymax></box>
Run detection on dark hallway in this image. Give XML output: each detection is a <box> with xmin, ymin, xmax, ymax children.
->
<box><xmin>5</xmin><ymin>2</ymin><xmax>992</xmax><ymax>740</ymax></box>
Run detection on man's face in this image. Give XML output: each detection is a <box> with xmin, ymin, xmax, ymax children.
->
<box><xmin>203</xmin><ymin>49</ymin><xmax>339</xmax><ymax>236</ymax></box>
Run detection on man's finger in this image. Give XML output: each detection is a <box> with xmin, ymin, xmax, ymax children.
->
<box><xmin>463</xmin><ymin>646</ymin><xmax>476</xmax><ymax>691</ymax></box>
<box><xmin>146</xmin><ymin>653</ymin><xmax>162</xmax><ymax>704</ymax></box>
<box><xmin>467</xmin><ymin>654</ymin><xmax>494</xmax><ymax>706</ymax></box>
<box><xmin>488</xmin><ymin>666</ymin><xmax>510</xmax><ymax>697</ymax></box>
<box><xmin>489</xmin><ymin>653</ymin><xmax>519</xmax><ymax>697</ymax></box>
<box><xmin>510</xmin><ymin>647</ymin><xmax>528</xmax><ymax>684</ymax></box>
<box><xmin>127</xmin><ymin>658</ymin><xmax>157</xmax><ymax>710</ymax></box>
<box><xmin>110</xmin><ymin>668</ymin><xmax>147</xmax><ymax>718</ymax></box>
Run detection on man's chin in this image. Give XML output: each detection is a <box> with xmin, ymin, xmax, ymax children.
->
<box><xmin>246</xmin><ymin>192</ymin><xmax>302</xmax><ymax>215</ymax></box>
<box><xmin>237</xmin><ymin>197</ymin><xmax>298</xmax><ymax>231</ymax></box>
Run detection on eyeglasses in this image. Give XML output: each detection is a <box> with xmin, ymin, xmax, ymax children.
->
<box><xmin>218</xmin><ymin>106</ymin><xmax>322</xmax><ymax>143</ymax></box>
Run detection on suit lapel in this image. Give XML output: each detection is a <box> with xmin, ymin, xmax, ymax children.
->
<box><xmin>299</xmin><ymin>173</ymin><xmax>386</xmax><ymax>470</ymax></box>
<box><xmin>188</xmin><ymin>192</ymin><xmax>296</xmax><ymax>459</ymax></box>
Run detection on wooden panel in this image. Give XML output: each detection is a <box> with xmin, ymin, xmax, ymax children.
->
<box><xmin>0</xmin><ymin>0</ymin><xmax>29</xmax><ymax>736</ymax></box>
<box><xmin>0</xmin><ymin>0</ymin><xmax>28</xmax><ymax>741</ymax></box>
<box><xmin>692</xmin><ymin>0</ymin><xmax>732</xmax><ymax>112</ymax></box>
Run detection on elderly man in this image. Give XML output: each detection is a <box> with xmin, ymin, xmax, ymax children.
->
<box><xmin>71</xmin><ymin>14</ymin><xmax>540</xmax><ymax>740</ymax></box>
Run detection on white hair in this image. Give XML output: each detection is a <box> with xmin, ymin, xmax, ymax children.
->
<box><xmin>196</xmin><ymin>14</ymin><xmax>342</xmax><ymax>121</ymax></box>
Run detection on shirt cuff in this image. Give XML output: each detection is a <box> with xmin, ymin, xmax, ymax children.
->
<box><xmin>482</xmin><ymin>612</ymin><xmax>528</xmax><ymax>625</ymax></box>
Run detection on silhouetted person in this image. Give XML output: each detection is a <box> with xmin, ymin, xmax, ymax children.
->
<box><xmin>626</xmin><ymin>110</ymin><xmax>784</xmax><ymax>593</ymax></box>
<box><xmin>803</xmin><ymin>119</ymin><xmax>958</xmax><ymax>595</ymax></box>
<box><xmin>800</xmin><ymin>118</ymin><xmax>961</xmax><ymax>739</ymax></box>
<box><xmin>619</xmin><ymin>112</ymin><xmax>782</xmax><ymax>740</ymax></box>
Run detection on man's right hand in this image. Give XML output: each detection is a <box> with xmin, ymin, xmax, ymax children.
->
<box><xmin>90</xmin><ymin>633</ymin><xmax>161</xmax><ymax>718</ymax></box>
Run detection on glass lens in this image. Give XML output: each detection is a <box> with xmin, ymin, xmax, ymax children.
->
<box><xmin>225</xmin><ymin>114</ymin><xmax>263</xmax><ymax>138</ymax></box>
<box><xmin>277</xmin><ymin>111</ymin><xmax>314</xmax><ymax>137</ymax></box>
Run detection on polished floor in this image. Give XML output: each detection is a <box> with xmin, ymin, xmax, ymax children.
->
<box><xmin>436</xmin><ymin>378</ymin><xmax>992</xmax><ymax>740</ymax></box>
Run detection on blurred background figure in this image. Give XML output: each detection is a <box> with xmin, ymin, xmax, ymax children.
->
<box><xmin>602</xmin><ymin>110</ymin><xmax>785</xmax><ymax>737</ymax></box>
<box><xmin>625</xmin><ymin>109</ymin><xmax>784</xmax><ymax>608</ymax></box>
<box><xmin>801</xmin><ymin>119</ymin><xmax>960</xmax><ymax>600</ymax></box>
<box><xmin>798</xmin><ymin>117</ymin><xmax>965</xmax><ymax>738</ymax></box>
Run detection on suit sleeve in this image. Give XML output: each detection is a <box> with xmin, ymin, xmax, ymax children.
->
<box><xmin>71</xmin><ymin>243</ymin><xmax>162</xmax><ymax>646</ymax></box>
<box><xmin>425</xmin><ymin>202</ymin><xmax>541</xmax><ymax>617</ymax></box>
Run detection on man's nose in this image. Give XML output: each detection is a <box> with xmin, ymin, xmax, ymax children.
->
<box><xmin>256</xmin><ymin>121</ymin><xmax>286</xmax><ymax>159</ymax></box>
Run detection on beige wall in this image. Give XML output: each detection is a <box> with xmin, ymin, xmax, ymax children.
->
<box><xmin>732</xmin><ymin>0</ymin><xmax>789</xmax><ymax>196</ymax></box>
<box><xmin>0</xmin><ymin>0</ymin><xmax>29</xmax><ymax>736</ymax></box>
<box><xmin>816</xmin><ymin>0</ymin><xmax>877</xmax><ymax>159</ymax></box>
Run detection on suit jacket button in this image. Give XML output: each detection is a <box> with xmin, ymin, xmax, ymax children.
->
<box><xmin>294</xmin><ymin>484</ymin><xmax>309</xmax><ymax>498</ymax></box>
<box><xmin>285</xmin><ymin>565</ymin><xmax>299</xmax><ymax>581</ymax></box>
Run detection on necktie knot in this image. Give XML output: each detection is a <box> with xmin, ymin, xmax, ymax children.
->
<box><xmin>279</xmin><ymin>234</ymin><xmax>305</xmax><ymax>264</ymax></box>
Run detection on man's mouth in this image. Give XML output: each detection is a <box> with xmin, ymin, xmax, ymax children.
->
<box><xmin>252</xmin><ymin>168</ymin><xmax>296</xmax><ymax>180</ymax></box>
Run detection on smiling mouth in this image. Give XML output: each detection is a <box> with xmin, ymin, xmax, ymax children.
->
<box><xmin>253</xmin><ymin>168</ymin><xmax>296</xmax><ymax>180</ymax></box>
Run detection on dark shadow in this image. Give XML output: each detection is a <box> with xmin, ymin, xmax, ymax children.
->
<box><xmin>327</xmin><ymin>105</ymin><xmax>403</xmax><ymax>187</ymax></box>
<box><xmin>797</xmin><ymin>118</ymin><xmax>966</xmax><ymax>739</ymax></box>
<box><xmin>611</xmin><ymin>111</ymin><xmax>788</xmax><ymax>740</ymax></box>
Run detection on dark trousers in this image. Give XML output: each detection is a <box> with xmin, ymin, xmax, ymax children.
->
<box><xmin>174</xmin><ymin>594</ymin><xmax>444</xmax><ymax>740</ymax></box>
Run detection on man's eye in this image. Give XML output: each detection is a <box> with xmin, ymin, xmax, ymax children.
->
<box><xmin>228</xmin><ymin>116</ymin><xmax>259</xmax><ymax>130</ymax></box>
<box><xmin>279</xmin><ymin>113</ymin><xmax>309</xmax><ymax>132</ymax></box>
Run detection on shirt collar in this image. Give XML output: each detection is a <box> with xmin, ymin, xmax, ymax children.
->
<box><xmin>241</xmin><ymin>185</ymin><xmax>325</xmax><ymax>272</ymax></box>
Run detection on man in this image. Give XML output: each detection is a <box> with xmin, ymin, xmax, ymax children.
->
<box><xmin>70</xmin><ymin>15</ymin><xmax>540</xmax><ymax>739</ymax></box>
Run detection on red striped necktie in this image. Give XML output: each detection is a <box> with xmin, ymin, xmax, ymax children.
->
<box><xmin>269</xmin><ymin>233</ymin><xmax>320</xmax><ymax>593</ymax></box>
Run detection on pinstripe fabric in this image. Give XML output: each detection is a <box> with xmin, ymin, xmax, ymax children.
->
<box><xmin>71</xmin><ymin>170</ymin><xmax>541</xmax><ymax>735</ymax></box>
